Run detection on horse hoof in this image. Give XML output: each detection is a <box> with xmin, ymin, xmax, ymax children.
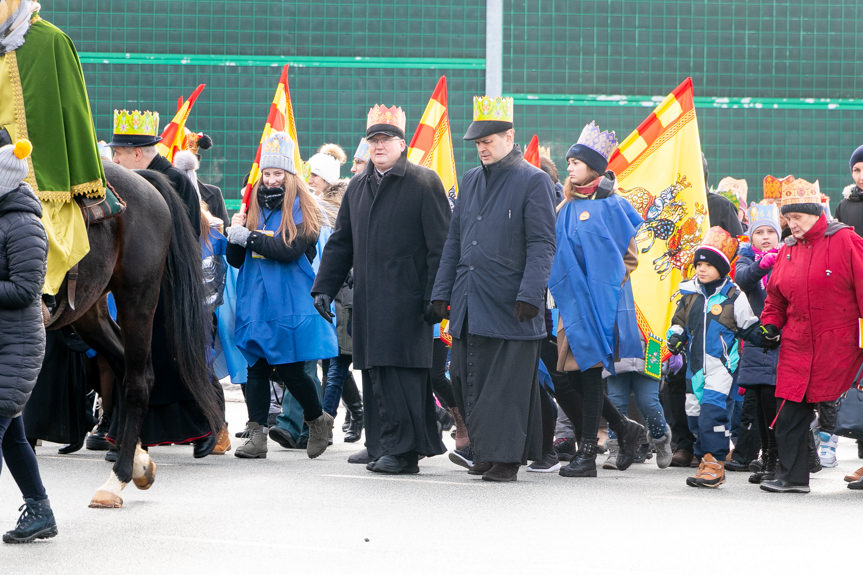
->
<box><xmin>89</xmin><ymin>491</ymin><xmax>123</xmax><ymax>508</ymax></box>
<box><xmin>133</xmin><ymin>459</ymin><xmax>157</xmax><ymax>490</ymax></box>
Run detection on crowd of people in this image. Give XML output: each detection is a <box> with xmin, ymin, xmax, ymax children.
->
<box><xmin>2</xmin><ymin>3</ymin><xmax>863</xmax><ymax>546</ymax></box>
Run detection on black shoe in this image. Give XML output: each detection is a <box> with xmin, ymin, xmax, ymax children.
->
<box><xmin>369</xmin><ymin>453</ymin><xmax>419</xmax><ymax>474</ymax></box>
<box><xmin>342</xmin><ymin>411</ymin><xmax>352</xmax><ymax>433</ymax></box>
<box><xmin>268</xmin><ymin>426</ymin><xmax>298</xmax><ymax>449</ymax></box>
<box><xmin>553</xmin><ymin>437</ymin><xmax>576</xmax><ymax>461</ymax></box>
<box><xmin>86</xmin><ymin>417</ymin><xmax>111</xmax><ymax>451</ymax></box>
<box><xmin>448</xmin><ymin>446</ymin><xmax>474</xmax><ymax>469</ymax></box>
<box><xmin>104</xmin><ymin>448</ymin><xmax>118</xmax><ymax>462</ymax></box>
<box><xmin>482</xmin><ymin>462</ymin><xmax>519</xmax><ymax>482</ymax></box>
<box><xmin>348</xmin><ymin>448</ymin><xmax>371</xmax><ymax>464</ymax></box>
<box><xmin>848</xmin><ymin>476</ymin><xmax>863</xmax><ymax>490</ymax></box>
<box><xmin>559</xmin><ymin>441</ymin><xmax>598</xmax><ymax>477</ymax></box>
<box><xmin>235</xmin><ymin>423</ymin><xmax>250</xmax><ymax>438</ymax></box>
<box><xmin>760</xmin><ymin>479</ymin><xmax>810</xmax><ymax>493</ymax></box>
<box><xmin>193</xmin><ymin>433</ymin><xmax>217</xmax><ymax>459</ymax></box>
<box><xmin>615</xmin><ymin>419</ymin><xmax>644</xmax><ymax>472</ymax></box>
<box><xmin>3</xmin><ymin>498</ymin><xmax>58</xmax><ymax>544</ymax></box>
<box><xmin>58</xmin><ymin>439</ymin><xmax>84</xmax><ymax>455</ymax></box>
<box><xmin>296</xmin><ymin>436</ymin><xmax>308</xmax><ymax>449</ymax></box>
<box><xmin>725</xmin><ymin>458</ymin><xmax>751</xmax><ymax>472</ymax></box>
<box><xmin>467</xmin><ymin>461</ymin><xmax>493</xmax><ymax>476</ymax></box>
<box><xmin>344</xmin><ymin>417</ymin><xmax>362</xmax><ymax>443</ymax></box>
<box><xmin>436</xmin><ymin>406</ymin><xmax>454</xmax><ymax>433</ymax></box>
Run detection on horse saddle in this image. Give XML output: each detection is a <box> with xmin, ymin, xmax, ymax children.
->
<box><xmin>78</xmin><ymin>179</ymin><xmax>126</xmax><ymax>225</ymax></box>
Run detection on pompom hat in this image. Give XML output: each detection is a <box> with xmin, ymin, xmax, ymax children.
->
<box><xmin>0</xmin><ymin>139</ymin><xmax>32</xmax><ymax>194</ymax></box>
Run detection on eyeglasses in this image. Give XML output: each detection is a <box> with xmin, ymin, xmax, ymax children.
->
<box><xmin>367</xmin><ymin>136</ymin><xmax>401</xmax><ymax>146</ymax></box>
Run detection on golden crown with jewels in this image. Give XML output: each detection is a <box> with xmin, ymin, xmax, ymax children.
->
<box><xmin>472</xmin><ymin>96</ymin><xmax>514</xmax><ymax>123</ymax></box>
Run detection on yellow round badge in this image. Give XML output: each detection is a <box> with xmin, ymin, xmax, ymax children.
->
<box><xmin>579</xmin><ymin>211</ymin><xmax>590</xmax><ymax>221</ymax></box>
<box><xmin>710</xmin><ymin>304</ymin><xmax>723</xmax><ymax>315</ymax></box>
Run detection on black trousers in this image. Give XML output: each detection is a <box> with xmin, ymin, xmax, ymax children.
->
<box><xmin>774</xmin><ymin>398</ymin><xmax>814</xmax><ymax>485</ymax></box>
<box><xmin>753</xmin><ymin>385</ymin><xmax>777</xmax><ymax>454</ymax></box>
<box><xmin>732</xmin><ymin>387</ymin><xmax>762</xmax><ymax>463</ymax></box>
<box><xmin>246</xmin><ymin>359</ymin><xmax>322</xmax><ymax>426</ymax></box>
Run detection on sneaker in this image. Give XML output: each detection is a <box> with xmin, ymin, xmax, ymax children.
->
<box><xmin>553</xmin><ymin>437</ymin><xmax>576</xmax><ymax>461</ymax></box>
<box><xmin>602</xmin><ymin>439</ymin><xmax>619</xmax><ymax>470</ymax></box>
<box><xmin>527</xmin><ymin>452</ymin><xmax>562</xmax><ymax>473</ymax></box>
<box><xmin>686</xmin><ymin>453</ymin><xmax>725</xmax><ymax>488</ymax></box>
<box><xmin>760</xmin><ymin>479</ymin><xmax>810</xmax><ymax>494</ymax></box>
<box><xmin>817</xmin><ymin>431</ymin><xmax>838</xmax><ymax>468</ymax></box>
<box><xmin>448</xmin><ymin>446</ymin><xmax>474</xmax><ymax>469</ymax></box>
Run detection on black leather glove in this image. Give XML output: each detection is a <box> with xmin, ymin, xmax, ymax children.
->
<box><xmin>423</xmin><ymin>301</ymin><xmax>443</xmax><ymax>325</ymax></box>
<box><xmin>431</xmin><ymin>300</ymin><xmax>450</xmax><ymax>320</ymax></box>
<box><xmin>667</xmin><ymin>333</ymin><xmax>686</xmax><ymax>355</ymax></box>
<box><xmin>313</xmin><ymin>293</ymin><xmax>334</xmax><ymax>322</ymax></box>
<box><xmin>514</xmin><ymin>301</ymin><xmax>540</xmax><ymax>322</ymax></box>
<box><xmin>760</xmin><ymin>324</ymin><xmax>781</xmax><ymax>349</ymax></box>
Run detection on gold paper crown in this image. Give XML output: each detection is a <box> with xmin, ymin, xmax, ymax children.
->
<box><xmin>113</xmin><ymin>109</ymin><xmax>160</xmax><ymax>136</ymax></box>
<box><xmin>717</xmin><ymin>177</ymin><xmax>748</xmax><ymax>200</ymax></box>
<box><xmin>780</xmin><ymin>178</ymin><xmax>821</xmax><ymax>207</ymax></box>
<box><xmin>473</xmin><ymin>96</ymin><xmax>514</xmax><ymax>123</ymax></box>
<box><xmin>762</xmin><ymin>174</ymin><xmax>793</xmax><ymax>200</ymax></box>
<box><xmin>366</xmin><ymin>105</ymin><xmax>406</xmax><ymax>133</ymax></box>
<box><xmin>699</xmin><ymin>226</ymin><xmax>739</xmax><ymax>264</ymax></box>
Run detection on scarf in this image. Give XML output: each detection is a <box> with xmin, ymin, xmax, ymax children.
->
<box><xmin>257</xmin><ymin>185</ymin><xmax>285</xmax><ymax>211</ymax></box>
<box><xmin>0</xmin><ymin>1</ymin><xmax>40</xmax><ymax>54</ymax></box>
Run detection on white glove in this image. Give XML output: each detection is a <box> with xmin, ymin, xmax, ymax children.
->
<box><xmin>226</xmin><ymin>225</ymin><xmax>251</xmax><ymax>247</ymax></box>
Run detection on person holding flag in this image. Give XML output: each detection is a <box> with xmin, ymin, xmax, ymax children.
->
<box><xmin>312</xmin><ymin>104</ymin><xmax>450</xmax><ymax>474</ymax></box>
<box><xmin>431</xmin><ymin>96</ymin><xmax>556</xmax><ymax>482</ymax></box>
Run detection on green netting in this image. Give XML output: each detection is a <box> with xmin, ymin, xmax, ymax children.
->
<box><xmin>42</xmin><ymin>1</ymin><xmax>862</xmax><ymax>209</ymax></box>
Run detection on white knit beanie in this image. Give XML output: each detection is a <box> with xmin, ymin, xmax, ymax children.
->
<box><xmin>0</xmin><ymin>139</ymin><xmax>32</xmax><ymax>195</ymax></box>
<box><xmin>308</xmin><ymin>152</ymin><xmax>340</xmax><ymax>185</ymax></box>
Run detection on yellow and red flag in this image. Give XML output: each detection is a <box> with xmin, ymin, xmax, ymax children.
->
<box><xmin>524</xmin><ymin>134</ymin><xmax>541</xmax><ymax>168</ymax></box>
<box><xmin>407</xmin><ymin>76</ymin><xmax>458</xmax><ymax>206</ymax></box>
<box><xmin>407</xmin><ymin>76</ymin><xmax>458</xmax><ymax>344</ymax></box>
<box><xmin>607</xmin><ymin>78</ymin><xmax>709</xmax><ymax>373</ymax></box>
<box><xmin>156</xmin><ymin>84</ymin><xmax>206</xmax><ymax>162</ymax></box>
<box><xmin>241</xmin><ymin>64</ymin><xmax>303</xmax><ymax>214</ymax></box>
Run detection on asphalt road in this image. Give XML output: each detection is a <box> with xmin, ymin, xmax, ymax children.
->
<box><xmin>3</xmin><ymin>394</ymin><xmax>862</xmax><ymax>574</ymax></box>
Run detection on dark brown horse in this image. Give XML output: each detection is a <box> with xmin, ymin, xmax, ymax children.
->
<box><xmin>47</xmin><ymin>161</ymin><xmax>221</xmax><ymax>508</ymax></box>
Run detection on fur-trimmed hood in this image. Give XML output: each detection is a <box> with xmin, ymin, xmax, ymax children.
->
<box><xmin>842</xmin><ymin>183</ymin><xmax>862</xmax><ymax>201</ymax></box>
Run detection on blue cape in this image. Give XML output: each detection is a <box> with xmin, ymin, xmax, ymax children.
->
<box><xmin>548</xmin><ymin>194</ymin><xmax>643</xmax><ymax>375</ymax></box>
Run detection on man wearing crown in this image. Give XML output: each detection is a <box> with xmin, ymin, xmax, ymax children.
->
<box><xmin>1</xmin><ymin>1</ymin><xmax>106</xmax><ymax>295</ymax></box>
<box><xmin>431</xmin><ymin>96</ymin><xmax>556</xmax><ymax>482</ymax></box>
<box><xmin>312</xmin><ymin>104</ymin><xmax>450</xmax><ymax>474</ymax></box>
<box><xmin>108</xmin><ymin>110</ymin><xmax>201</xmax><ymax>236</ymax></box>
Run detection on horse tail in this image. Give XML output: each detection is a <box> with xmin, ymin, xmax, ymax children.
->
<box><xmin>135</xmin><ymin>170</ymin><xmax>222</xmax><ymax>434</ymax></box>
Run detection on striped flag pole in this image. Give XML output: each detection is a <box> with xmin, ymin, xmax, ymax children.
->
<box><xmin>240</xmin><ymin>64</ymin><xmax>303</xmax><ymax>215</ymax></box>
<box><xmin>156</xmin><ymin>84</ymin><xmax>205</xmax><ymax>162</ymax></box>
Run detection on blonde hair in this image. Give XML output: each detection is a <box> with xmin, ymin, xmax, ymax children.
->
<box><xmin>246</xmin><ymin>173</ymin><xmax>321</xmax><ymax>245</ymax></box>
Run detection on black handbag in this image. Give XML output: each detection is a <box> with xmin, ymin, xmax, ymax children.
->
<box><xmin>834</xmin><ymin>363</ymin><xmax>863</xmax><ymax>441</ymax></box>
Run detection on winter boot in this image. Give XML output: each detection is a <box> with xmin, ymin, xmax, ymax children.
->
<box><xmin>748</xmin><ymin>449</ymin><xmax>777</xmax><ymax>484</ymax></box>
<box><xmin>807</xmin><ymin>431</ymin><xmax>822</xmax><ymax>473</ymax></box>
<box><xmin>686</xmin><ymin>453</ymin><xmax>725</xmax><ymax>488</ymax></box>
<box><xmin>615</xmin><ymin>418</ymin><xmax>644</xmax><ymax>471</ymax></box>
<box><xmin>559</xmin><ymin>440</ymin><xmax>598</xmax><ymax>477</ymax></box>
<box><xmin>211</xmin><ymin>425</ymin><xmax>232</xmax><ymax>455</ymax></box>
<box><xmin>234</xmin><ymin>422</ymin><xmax>268</xmax><ymax>459</ymax></box>
<box><xmin>452</xmin><ymin>406</ymin><xmax>469</xmax><ymax>451</ymax></box>
<box><xmin>652</xmin><ymin>425</ymin><xmax>673</xmax><ymax>469</ymax></box>
<box><xmin>3</xmin><ymin>498</ymin><xmax>58</xmax><ymax>544</ymax></box>
<box><xmin>306</xmin><ymin>412</ymin><xmax>335</xmax><ymax>459</ymax></box>
<box><xmin>344</xmin><ymin>415</ymin><xmax>362</xmax><ymax>443</ymax></box>
<box><xmin>602</xmin><ymin>439</ymin><xmax>619</xmax><ymax>470</ymax></box>
<box><xmin>86</xmin><ymin>413</ymin><xmax>111</xmax><ymax>451</ymax></box>
<box><xmin>817</xmin><ymin>431</ymin><xmax>838</xmax><ymax>468</ymax></box>
<box><xmin>633</xmin><ymin>425</ymin><xmax>652</xmax><ymax>464</ymax></box>
<box><xmin>341</xmin><ymin>410</ymin><xmax>352</xmax><ymax>433</ymax></box>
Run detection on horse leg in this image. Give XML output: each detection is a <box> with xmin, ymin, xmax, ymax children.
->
<box><xmin>132</xmin><ymin>443</ymin><xmax>156</xmax><ymax>490</ymax></box>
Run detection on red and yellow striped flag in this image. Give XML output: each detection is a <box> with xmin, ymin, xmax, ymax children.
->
<box><xmin>156</xmin><ymin>84</ymin><xmax>205</xmax><ymax>162</ymax></box>
<box><xmin>607</xmin><ymin>78</ymin><xmax>709</xmax><ymax>364</ymax></box>
<box><xmin>407</xmin><ymin>76</ymin><xmax>458</xmax><ymax>205</ymax></box>
<box><xmin>524</xmin><ymin>134</ymin><xmax>541</xmax><ymax>168</ymax></box>
<box><xmin>241</xmin><ymin>64</ymin><xmax>303</xmax><ymax>215</ymax></box>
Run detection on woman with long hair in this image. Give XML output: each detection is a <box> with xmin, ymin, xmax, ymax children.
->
<box><xmin>226</xmin><ymin>131</ymin><xmax>338</xmax><ymax>460</ymax></box>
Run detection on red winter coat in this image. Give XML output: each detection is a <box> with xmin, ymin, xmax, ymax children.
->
<box><xmin>761</xmin><ymin>215</ymin><xmax>863</xmax><ymax>403</ymax></box>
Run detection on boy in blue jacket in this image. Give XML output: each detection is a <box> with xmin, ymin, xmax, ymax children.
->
<box><xmin>667</xmin><ymin>227</ymin><xmax>761</xmax><ymax>488</ymax></box>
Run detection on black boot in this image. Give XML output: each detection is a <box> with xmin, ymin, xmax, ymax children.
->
<box><xmin>342</xmin><ymin>377</ymin><xmax>363</xmax><ymax>442</ymax></box>
<box><xmin>86</xmin><ymin>413</ymin><xmax>111</xmax><ymax>451</ymax></box>
<box><xmin>3</xmin><ymin>498</ymin><xmax>58</xmax><ymax>544</ymax></box>
<box><xmin>344</xmin><ymin>415</ymin><xmax>362</xmax><ymax>443</ymax></box>
<box><xmin>749</xmin><ymin>449</ymin><xmax>777</xmax><ymax>484</ymax></box>
<box><xmin>808</xmin><ymin>431</ymin><xmax>822</xmax><ymax>474</ymax></box>
<box><xmin>615</xmin><ymin>418</ymin><xmax>644</xmax><ymax>472</ymax></box>
<box><xmin>341</xmin><ymin>410</ymin><xmax>352</xmax><ymax>433</ymax></box>
<box><xmin>559</xmin><ymin>440</ymin><xmax>598</xmax><ymax>477</ymax></box>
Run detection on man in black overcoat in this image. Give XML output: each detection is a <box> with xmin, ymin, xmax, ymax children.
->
<box><xmin>431</xmin><ymin>96</ymin><xmax>556</xmax><ymax>482</ymax></box>
<box><xmin>312</xmin><ymin>104</ymin><xmax>450</xmax><ymax>474</ymax></box>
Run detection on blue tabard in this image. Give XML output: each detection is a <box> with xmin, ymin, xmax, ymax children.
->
<box><xmin>234</xmin><ymin>199</ymin><xmax>338</xmax><ymax>365</ymax></box>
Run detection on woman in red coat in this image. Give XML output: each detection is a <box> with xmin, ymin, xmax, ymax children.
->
<box><xmin>760</xmin><ymin>178</ymin><xmax>863</xmax><ymax>493</ymax></box>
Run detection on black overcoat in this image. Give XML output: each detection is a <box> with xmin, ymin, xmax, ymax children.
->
<box><xmin>431</xmin><ymin>146</ymin><xmax>556</xmax><ymax>340</ymax></box>
<box><xmin>312</xmin><ymin>150</ymin><xmax>450</xmax><ymax>369</ymax></box>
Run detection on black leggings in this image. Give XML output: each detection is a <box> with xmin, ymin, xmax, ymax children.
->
<box><xmin>246</xmin><ymin>359</ymin><xmax>323</xmax><ymax>425</ymax></box>
<box><xmin>556</xmin><ymin>367</ymin><xmax>628</xmax><ymax>445</ymax></box>
<box><xmin>0</xmin><ymin>416</ymin><xmax>47</xmax><ymax>501</ymax></box>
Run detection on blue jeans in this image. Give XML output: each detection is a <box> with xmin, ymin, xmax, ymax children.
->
<box><xmin>322</xmin><ymin>354</ymin><xmax>353</xmax><ymax>417</ymax></box>
<box><xmin>0</xmin><ymin>415</ymin><xmax>47</xmax><ymax>501</ymax></box>
<box><xmin>606</xmin><ymin>372</ymin><xmax>668</xmax><ymax>440</ymax></box>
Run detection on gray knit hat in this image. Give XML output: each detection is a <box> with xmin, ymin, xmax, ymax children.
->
<box><xmin>0</xmin><ymin>139</ymin><xmax>32</xmax><ymax>195</ymax></box>
<box><xmin>259</xmin><ymin>131</ymin><xmax>296</xmax><ymax>174</ymax></box>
